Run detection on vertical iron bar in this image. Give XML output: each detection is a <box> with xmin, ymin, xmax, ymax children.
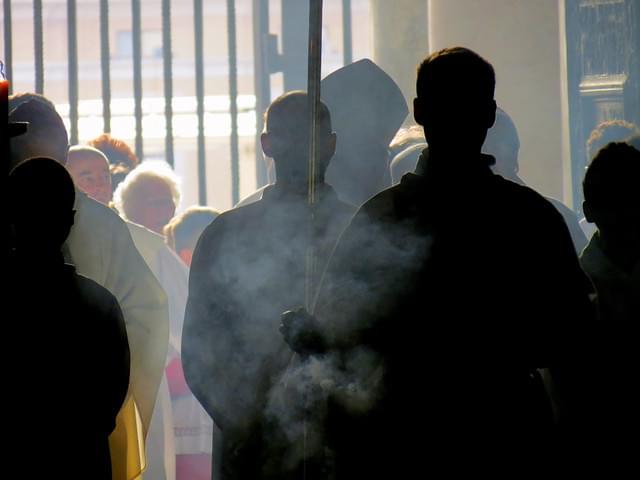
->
<box><xmin>306</xmin><ymin>0</ymin><xmax>323</xmax><ymax>310</ymax></box>
<box><xmin>226</xmin><ymin>0</ymin><xmax>240</xmax><ymax>205</ymax></box>
<box><xmin>252</xmin><ymin>0</ymin><xmax>271</xmax><ymax>187</ymax></box>
<box><xmin>194</xmin><ymin>0</ymin><xmax>207</xmax><ymax>205</ymax></box>
<box><xmin>162</xmin><ymin>0</ymin><xmax>174</xmax><ymax>167</ymax></box>
<box><xmin>281</xmin><ymin>0</ymin><xmax>309</xmax><ymax>91</ymax></box>
<box><xmin>4</xmin><ymin>0</ymin><xmax>13</xmax><ymax>93</ymax></box>
<box><xmin>132</xmin><ymin>0</ymin><xmax>144</xmax><ymax>160</ymax></box>
<box><xmin>100</xmin><ymin>0</ymin><xmax>112</xmax><ymax>133</ymax></box>
<box><xmin>34</xmin><ymin>0</ymin><xmax>44</xmax><ymax>93</ymax></box>
<box><xmin>67</xmin><ymin>0</ymin><xmax>79</xmax><ymax>145</ymax></box>
<box><xmin>342</xmin><ymin>0</ymin><xmax>352</xmax><ymax>65</ymax></box>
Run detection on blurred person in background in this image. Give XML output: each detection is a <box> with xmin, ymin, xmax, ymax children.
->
<box><xmin>164</xmin><ymin>206</ymin><xmax>220</xmax><ymax>267</ymax></box>
<box><xmin>9</xmin><ymin>92</ymin><xmax>169</xmax><ymax>480</ymax></box>
<box><xmin>90</xmin><ymin>133</ymin><xmax>141</xmax><ymax>193</ymax></box>
<box><xmin>163</xmin><ymin>206</ymin><xmax>221</xmax><ymax>480</ymax></box>
<box><xmin>579</xmin><ymin>120</ymin><xmax>640</xmax><ymax>239</ymax></box>
<box><xmin>66</xmin><ymin>146</ymin><xmax>113</xmax><ymax>206</ymax></box>
<box><xmin>482</xmin><ymin>107</ymin><xmax>588</xmax><ymax>253</ymax></box>
<box><xmin>114</xmin><ymin>163</ymin><xmax>181</xmax><ymax>235</ymax></box>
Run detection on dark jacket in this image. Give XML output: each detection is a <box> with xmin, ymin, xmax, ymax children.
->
<box><xmin>9</xmin><ymin>256</ymin><xmax>130</xmax><ymax>479</ymax></box>
<box><xmin>183</xmin><ymin>184</ymin><xmax>354</xmax><ymax>479</ymax></box>
<box><xmin>313</xmin><ymin>152</ymin><xmax>595</xmax><ymax>477</ymax></box>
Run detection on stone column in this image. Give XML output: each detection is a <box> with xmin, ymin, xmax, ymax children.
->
<box><xmin>370</xmin><ymin>0</ymin><xmax>429</xmax><ymax>109</ymax></box>
<box><xmin>428</xmin><ymin>0</ymin><xmax>568</xmax><ymax>203</ymax></box>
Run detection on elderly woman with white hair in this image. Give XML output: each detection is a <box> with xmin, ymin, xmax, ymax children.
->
<box><xmin>114</xmin><ymin>163</ymin><xmax>181</xmax><ymax>235</ymax></box>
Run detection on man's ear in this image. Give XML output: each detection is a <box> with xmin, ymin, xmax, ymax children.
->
<box><xmin>486</xmin><ymin>99</ymin><xmax>497</xmax><ymax>129</ymax></box>
<box><xmin>583</xmin><ymin>201</ymin><xmax>595</xmax><ymax>223</ymax></box>
<box><xmin>260</xmin><ymin>132</ymin><xmax>273</xmax><ymax>158</ymax></box>
<box><xmin>327</xmin><ymin>132</ymin><xmax>337</xmax><ymax>158</ymax></box>
<box><xmin>413</xmin><ymin>98</ymin><xmax>425</xmax><ymax>126</ymax></box>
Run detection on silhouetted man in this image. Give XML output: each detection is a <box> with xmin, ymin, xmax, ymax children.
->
<box><xmin>235</xmin><ymin>59</ymin><xmax>408</xmax><ymax>209</ymax></box>
<box><xmin>183</xmin><ymin>91</ymin><xmax>355</xmax><ymax>479</ymax></box>
<box><xmin>8</xmin><ymin>158</ymin><xmax>130</xmax><ymax>479</ymax></box>
<box><xmin>550</xmin><ymin>142</ymin><xmax>640</xmax><ymax>476</ymax></box>
<box><xmin>282</xmin><ymin>47</ymin><xmax>595</xmax><ymax>478</ymax></box>
<box><xmin>9</xmin><ymin>93</ymin><xmax>169</xmax><ymax>480</ymax></box>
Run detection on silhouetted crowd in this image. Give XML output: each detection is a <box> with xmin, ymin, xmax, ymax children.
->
<box><xmin>6</xmin><ymin>46</ymin><xmax>639</xmax><ymax>480</ymax></box>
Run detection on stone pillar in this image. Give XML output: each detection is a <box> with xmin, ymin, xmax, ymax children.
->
<box><xmin>428</xmin><ymin>0</ymin><xmax>568</xmax><ymax>203</ymax></box>
<box><xmin>371</xmin><ymin>0</ymin><xmax>429</xmax><ymax>109</ymax></box>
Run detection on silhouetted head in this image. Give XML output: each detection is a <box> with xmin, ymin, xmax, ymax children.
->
<box><xmin>9</xmin><ymin>157</ymin><xmax>76</xmax><ymax>258</ymax></box>
<box><xmin>113</xmin><ymin>163</ymin><xmax>180</xmax><ymax>234</ymax></box>
<box><xmin>163</xmin><ymin>206</ymin><xmax>220</xmax><ymax>266</ymax></box>
<box><xmin>9</xmin><ymin>93</ymin><xmax>69</xmax><ymax>169</ymax></box>
<box><xmin>261</xmin><ymin>90</ymin><xmax>336</xmax><ymax>191</ymax></box>
<box><xmin>414</xmin><ymin>47</ymin><xmax>496</xmax><ymax>158</ymax></box>
<box><xmin>583</xmin><ymin>142</ymin><xmax>640</xmax><ymax>253</ymax></box>
<box><xmin>66</xmin><ymin>146</ymin><xmax>113</xmax><ymax>205</ymax></box>
<box><xmin>482</xmin><ymin>107</ymin><xmax>520</xmax><ymax>182</ymax></box>
<box><xmin>321</xmin><ymin>59</ymin><xmax>408</xmax><ymax>205</ymax></box>
<box><xmin>586</xmin><ymin>119</ymin><xmax>640</xmax><ymax>161</ymax></box>
<box><xmin>89</xmin><ymin>134</ymin><xmax>140</xmax><ymax>192</ymax></box>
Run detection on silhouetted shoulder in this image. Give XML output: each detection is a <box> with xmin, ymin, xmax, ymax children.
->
<box><xmin>495</xmin><ymin>176</ymin><xmax>569</xmax><ymax>225</ymax></box>
<box><xmin>356</xmin><ymin>181</ymin><xmax>407</xmax><ymax>221</ymax></box>
<box><xmin>196</xmin><ymin>200</ymin><xmax>262</xmax><ymax>247</ymax></box>
<box><xmin>74</xmin><ymin>271</ymin><xmax>123</xmax><ymax>315</ymax></box>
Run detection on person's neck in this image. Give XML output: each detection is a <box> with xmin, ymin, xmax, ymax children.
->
<box><xmin>428</xmin><ymin>145</ymin><xmax>483</xmax><ymax>162</ymax></box>
<box><xmin>274</xmin><ymin>175</ymin><xmax>325</xmax><ymax>197</ymax></box>
<box><xmin>597</xmin><ymin>232</ymin><xmax>639</xmax><ymax>274</ymax></box>
<box><xmin>425</xmin><ymin>146</ymin><xmax>490</xmax><ymax>177</ymax></box>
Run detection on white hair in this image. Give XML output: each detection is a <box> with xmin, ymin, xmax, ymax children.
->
<box><xmin>113</xmin><ymin>161</ymin><xmax>181</xmax><ymax>220</ymax></box>
<box><xmin>67</xmin><ymin>145</ymin><xmax>110</xmax><ymax>165</ymax></box>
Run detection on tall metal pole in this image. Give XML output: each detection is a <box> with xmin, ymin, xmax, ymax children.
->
<box><xmin>226</xmin><ymin>0</ymin><xmax>241</xmax><ymax>205</ymax></box>
<box><xmin>34</xmin><ymin>0</ymin><xmax>44</xmax><ymax>93</ymax></box>
<box><xmin>67</xmin><ymin>0</ymin><xmax>79</xmax><ymax>145</ymax></box>
<box><xmin>162</xmin><ymin>0</ymin><xmax>175</xmax><ymax>167</ymax></box>
<box><xmin>99</xmin><ymin>0</ymin><xmax>112</xmax><ymax>133</ymax></box>
<box><xmin>305</xmin><ymin>0</ymin><xmax>323</xmax><ymax>312</ymax></box>
<box><xmin>131</xmin><ymin>0</ymin><xmax>144</xmax><ymax>160</ymax></box>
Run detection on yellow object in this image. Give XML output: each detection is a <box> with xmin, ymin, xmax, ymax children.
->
<box><xmin>109</xmin><ymin>395</ymin><xmax>147</xmax><ymax>480</ymax></box>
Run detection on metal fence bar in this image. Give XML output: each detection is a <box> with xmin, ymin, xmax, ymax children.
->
<box><xmin>252</xmin><ymin>0</ymin><xmax>271</xmax><ymax>187</ymax></box>
<box><xmin>4</xmin><ymin>0</ymin><xmax>13</xmax><ymax>93</ymax></box>
<box><xmin>162</xmin><ymin>0</ymin><xmax>175</xmax><ymax>167</ymax></box>
<box><xmin>100</xmin><ymin>0</ymin><xmax>111</xmax><ymax>133</ymax></box>
<box><xmin>194</xmin><ymin>0</ymin><xmax>207</xmax><ymax>205</ymax></box>
<box><xmin>227</xmin><ymin>0</ymin><xmax>240</xmax><ymax>205</ymax></box>
<box><xmin>132</xmin><ymin>0</ymin><xmax>144</xmax><ymax>160</ymax></box>
<box><xmin>34</xmin><ymin>0</ymin><xmax>44</xmax><ymax>93</ymax></box>
<box><xmin>67</xmin><ymin>0</ymin><xmax>79</xmax><ymax>145</ymax></box>
<box><xmin>342</xmin><ymin>0</ymin><xmax>353</xmax><ymax>65</ymax></box>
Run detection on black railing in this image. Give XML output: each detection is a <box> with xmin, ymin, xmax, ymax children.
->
<box><xmin>67</xmin><ymin>0</ymin><xmax>79</xmax><ymax>145</ymax></box>
<box><xmin>33</xmin><ymin>0</ymin><xmax>43</xmax><ymax>94</ymax></box>
<box><xmin>3</xmin><ymin>0</ymin><xmax>356</xmax><ymax>207</ymax></box>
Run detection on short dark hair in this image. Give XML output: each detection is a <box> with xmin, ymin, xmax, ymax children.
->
<box><xmin>164</xmin><ymin>206</ymin><xmax>219</xmax><ymax>252</ymax></box>
<box><xmin>583</xmin><ymin>142</ymin><xmax>640</xmax><ymax>210</ymax></box>
<box><xmin>264</xmin><ymin>90</ymin><xmax>332</xmax><ymax>134</ymax></box>
<box><xmin>586</xmin><ymin>119</ymin><xmax>640</xmax><ymax>160</ymax></box>
<box><xmin>10</xmin><ymin>157</ymin><xmax>76</xmax><ymax>214</ymax></box>
<box><xmin>416</xmin><ymin>47</ymin><xmax>495</xmax><ymax>100</ymax></box>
